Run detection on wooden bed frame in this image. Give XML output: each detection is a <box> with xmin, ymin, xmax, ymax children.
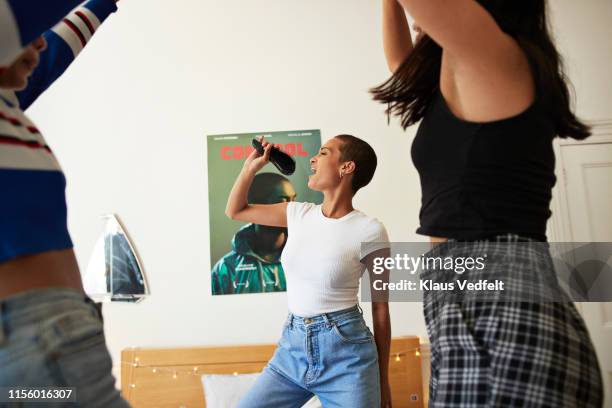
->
<box><xmin>121</xmin><ymin>336</ymin><xmax>424</xmax><ymax>408</ymax></box>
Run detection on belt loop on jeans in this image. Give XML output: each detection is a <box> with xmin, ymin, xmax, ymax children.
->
<box><xmin>83</xmin><ymin>295</ymin><xmax>104</xmax><ymax>323</ymax></box>
<box><xmin>357</xmin><ymin>304</ymin><xmax>364</xmax><ymax>315</ymax></box>
<box><xmin>322</xmin><ymin>312</ymin><xmax>332</xmax><ymax>328</ymax></box>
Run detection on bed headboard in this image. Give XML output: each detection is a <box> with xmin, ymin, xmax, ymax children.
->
<box><xmin>121</xmin><ymin>336</ymin><xmax>424</xmax><ymax>408</ymax></box>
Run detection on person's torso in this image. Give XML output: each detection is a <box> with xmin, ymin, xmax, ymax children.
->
<box><xmin>0</xmin><ymin>90</ymin><xmax>72</xmax><ymax>264</ymax></box>
<box><xmin>281</xmin><ymin>203</ymin><xmax>383</xmax><ymax>317</ymax></box>
<box><xmin>230</xmin><ymin>254</ymin><xmax>285</xmax><ymax>294</ymax></box>
<box><xmin>411</xmin><ymin>87</ymin><xmax>556</xmax><ymax>241</ymax></box>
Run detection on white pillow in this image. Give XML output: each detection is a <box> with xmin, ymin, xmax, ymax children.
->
<box><xmin>301</xmin><ymin>396</ymin><xmax>323</xmax><ymax>408</ymax></box>
<box><xmin>201</xmin><ymin>373</ymin><xmax>322</xmax><ymax>408</ymax></box>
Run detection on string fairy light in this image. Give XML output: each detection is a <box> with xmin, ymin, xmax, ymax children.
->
<box><xmin>391</xmin><ymin>346</ymin><xmax>423</xmax><ymax>362</ymax></box>
<box><xmin>120</xmin><ymin>346</ymin><xmax>424</xmax><ymax>391</ymax></box>
<box><xmin>120</xmin><ymin>346</ymin><xmax>422</xmax><ymax>376</ymax></box>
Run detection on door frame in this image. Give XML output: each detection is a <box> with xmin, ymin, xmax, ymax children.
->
<box><xmin>549</xmin><ymin>119</ymin><xmax>612</xmax><ymax>243</ymax></box>
<box><xmin>548</xmin><ymin>119</ymin><xmax>612</xmax><ymax>314</ymax></box>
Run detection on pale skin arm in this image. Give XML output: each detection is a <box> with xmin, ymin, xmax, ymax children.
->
<box><xmin>382</xmin><ymin>0</ymin><xmax>415</xmax><ymax>73</ymax></box>
<box><xmin>225</xmin><ymin>137</ymin><xmax>288</xmax><ymax>227</ymax></box>
<box><xmin>365</xmin><ymin>248</ymin><xmax>393</xmax><ymax>408</ymax></box>
<box><xmin>396</xmin><ymin>0</ymin><xmax>516</xmax><ymax>67</ymax></box>
<box><xmin>396</xmin><ymin>0</ymin><xmax>535</xmax><ymax>121</ymax></box>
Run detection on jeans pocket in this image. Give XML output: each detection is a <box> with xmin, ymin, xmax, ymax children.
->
<box><xmin>277</xmin><ymin>320</ymin><xmax>293</xmax><ymax>349</ymax></box>
<box><xmin>40</xmin><ymin>308</ymin><xmax>111</xmax><ymax>388</ymax></box>
<box><xmin>331</xmin><ymin>318</ymin><xmax>374</xmax><ymax>344</ymax></box>
<box><xmin>0</xmin><ymin>325</ymin><xmax>40</xmax><ymax>368</ymax></box>
<box><xmin>41</xmin><ymin>309</ymin><xmax>129</xmax><ymax>408</ymax></box>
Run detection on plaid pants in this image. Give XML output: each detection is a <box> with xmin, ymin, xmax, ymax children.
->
<box><xmin>423</xmin><ymin>235</ymin><xmax>603</xmax><ymax>407</ymax></box>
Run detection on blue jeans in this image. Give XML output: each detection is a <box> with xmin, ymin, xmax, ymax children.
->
<box><xmin>0</xmin><ymin>288</ymin><xmax>130</xmax><ymax>407</ymax></box>
<box><xmin>237</xmin><ymin>305</ymin><xmax>380</xmax><ymax>408</ymax></box>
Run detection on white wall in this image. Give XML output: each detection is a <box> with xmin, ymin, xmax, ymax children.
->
<box><xmin>549</xmin><ymin>0</ymin><xmax>612</xmax><ymax>121</ymax></box>
<box><xmin>26</xmin><ymin>0</ymin><xmax>611</xmax><ymax>388</ymax></box>
<box><xmin>27</xmin><ymin>0</ymin><xmax>426</xmax><ymax>382</ymax></box>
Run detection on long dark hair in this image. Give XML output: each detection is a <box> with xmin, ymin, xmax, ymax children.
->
<box><xmin>371</xmin><ymin>0</ymin><xmax>591</xmax><ymax>140</ymax></box>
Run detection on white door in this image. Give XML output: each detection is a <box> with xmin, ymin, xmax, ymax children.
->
<box><xmin>560</xmin><ymin>142</ymin><xmax>612</xmax><ymax>407</ymax></box>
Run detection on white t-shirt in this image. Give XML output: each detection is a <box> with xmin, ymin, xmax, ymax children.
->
<box><xmin>281</xmin><ymin>202</ymin><xmax>390</xmax><ymax>317</ymax></box>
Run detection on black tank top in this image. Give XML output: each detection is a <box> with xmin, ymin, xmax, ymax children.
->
<box><xmin>411</xmin><ymin>88</ymin><xmax>556</xmax><ymax>241</ymax></box>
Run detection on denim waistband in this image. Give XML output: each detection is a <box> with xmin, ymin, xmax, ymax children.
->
<box><xmin>286</xmin><ymin>304</ymin><xmax>363</xmax><ymax>328</ymax></box>
<box><xmin>0</xmin><ymin>288</ymin><xmax>99</xmax><ymax>329</ymax></box>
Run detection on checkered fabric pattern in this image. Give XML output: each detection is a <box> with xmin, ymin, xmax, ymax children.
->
<box><xmin>423</xmin><ymin>234</ymin><xmax>603</xmax><ymax>407</ymax></box>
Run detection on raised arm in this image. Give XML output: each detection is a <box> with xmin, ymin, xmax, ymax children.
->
<box><xmin>382</xmin><ymin>0</ymin><xmax>414</xmax><ymax>73</ymax></box>
<box><xmin>1</xmin><ymin>0</ymin><xmax>84</xmax><ymax>66</ymax></box>
<box><xmin>396</xmin><ymin>0</ymin><xmax>515</xmax><ymax>67</ymax></box>
<box><xmin>16</xmin><ymin>0</ymin><xmax>118</xmax><ymax>109</ymax></box>
<box><xmin>225</xmin><ymin>137</ymin><xmax>289</xmax><ymax>228</ymax></box>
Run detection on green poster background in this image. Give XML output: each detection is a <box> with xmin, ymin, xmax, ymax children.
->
<box><xmin>207</xmin><ymin>129</ymin><xmax>323</xmax><ymax>292</ymax></box>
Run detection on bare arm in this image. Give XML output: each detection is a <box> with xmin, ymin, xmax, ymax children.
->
<box><xmin>365</xmin><ymin>248</ymin><xmax>392</xmax><ymax>407</ymax></box>
<box><xmin>397</xmin><ymin>0</ymin><xmax>535</xmax><ymax>122</ymax></box>
<box><xmin>382</xmin><ymin>0</ymin><xmax>414</xmax><ymax>73</ymax></box>
<box><xmin>396</xmin><ymin>0</ymin><xmax>517</xmax><ymax>68</ymax></box>
<box><xmin>225</xmin><ymin>138</ymin><xmax>288</xmax><ymax>227</ymax></box>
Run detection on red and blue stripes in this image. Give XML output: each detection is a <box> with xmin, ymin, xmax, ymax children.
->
<box><xmin>0</xmin><ymin>0</ymin><xmax>117</xmax><ymax>263</ymax></box>
<box><xmin>0</xmin><ymin>0</ymin><xmax>83</xmax><ymax>66</ymax></box>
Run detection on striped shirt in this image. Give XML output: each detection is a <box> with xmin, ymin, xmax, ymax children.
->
<box><xmin>1</xmin><ymin>0</ymin><xmax>117</xmax><ymax>263</ymax></box>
